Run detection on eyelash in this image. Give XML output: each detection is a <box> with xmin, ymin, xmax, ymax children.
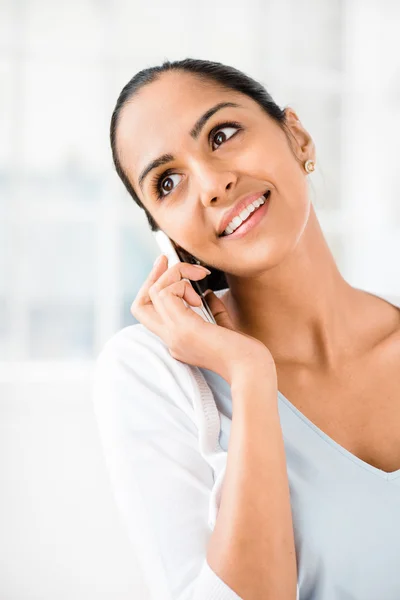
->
<box><xmin>150</xmin><ymin>120</ymin><xmax>243</xmax><ymax>201</ymax></box>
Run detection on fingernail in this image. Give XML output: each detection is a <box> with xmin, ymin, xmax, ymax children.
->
<box><xmin>193</xmin><ymin>265</ymin><xmax>211</xmax><ymax>274</ymax></box>
<box><xmin>154</xmin><ymin>255</ymin><xmax>164</xmax><ymax>267</ymax></box>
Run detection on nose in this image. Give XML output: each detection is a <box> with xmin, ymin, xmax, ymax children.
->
<box><xmin>195</xmin><ymin>165</ymin><xmax>237</xmax><ymax>207</ymax></box>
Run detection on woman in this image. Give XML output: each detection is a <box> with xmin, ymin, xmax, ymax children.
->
<box><xmin>92</xmin><ymin>58</ymin><xmax>400</xmax><ymax>600</ymax></box>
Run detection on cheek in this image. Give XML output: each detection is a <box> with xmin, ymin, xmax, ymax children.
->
<box><xmin>236</xmin><ymin>136</ymin><xmax>293</xmax><ymax>180</ymax></box>
<box><xmin>236</xmin><ymin>141</ymin><xmax>275</xmax><ymax>172</ymax></box>
<box><xmin>271</xmin><ymin>142</ymin><xmax>307</xmax><ymax>196</ymax></box>
<box><xmin>167</xmin><ymin>213</ymin><xmax>201</xmax><ymax>250</ymax></box>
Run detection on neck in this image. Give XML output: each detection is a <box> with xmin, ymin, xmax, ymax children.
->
<box><xmin>223</xmin><ymin>205</ymin><xmax>367</xmax><ymax>371</ymax></box>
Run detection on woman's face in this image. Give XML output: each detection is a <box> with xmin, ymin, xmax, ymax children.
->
<box><xmin>116</xmin><ymin>71</ymin><xmax>315</xmax><ymax>276</ymax></box>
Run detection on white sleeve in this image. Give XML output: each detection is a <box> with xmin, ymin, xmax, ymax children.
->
<box><xmin>91</xmin><ymin>325</ymin><xmax>243</xmax><ymax>600</ymax></box>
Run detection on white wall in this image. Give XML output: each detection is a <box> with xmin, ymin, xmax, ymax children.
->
<box><xmin>0</xmin><ymin>376</ymin><xmax>150</xmax><ymax>599</ymax></box>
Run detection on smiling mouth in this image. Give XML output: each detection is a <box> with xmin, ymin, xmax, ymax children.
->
<box><xmin>218</xmin><ymin>189</ymin><xmax>271</xmax><ymax>238</ymax></box>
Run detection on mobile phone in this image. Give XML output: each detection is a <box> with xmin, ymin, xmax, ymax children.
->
<box><xmin>152</xmin><ymin>230</ymin><xmax>217</xmax><ymax>325</ymax></box>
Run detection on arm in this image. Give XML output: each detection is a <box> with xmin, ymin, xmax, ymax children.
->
<box><xmin>207</xmin><ymin>364</ymin><xmax>298</xmax><ymax>600</ymax></box>
<box><xmin>92</xmin><ymin>327</ymin><xmax>298</xmax><ymax>600</ymax></box>
<box><xmin>92</xmin><ymin>326</ymin><xmax>243</xmax><ymax>600</ymax></box>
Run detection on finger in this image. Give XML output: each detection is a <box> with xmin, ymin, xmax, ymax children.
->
<box><xmin>141</xmin><ymin>260</ymin><xmax>210</xmax><ymax>306</ymax></box>
<box><xmin>130</xmin><ymin>255</ymin><xmax>168</xmax><ymax>323</ymax></box>
<box><xmin>151</xmin><ymin>261</ymin><xmax>211</xmax><ymax>294</ymax></box>
<box><xmin>134</xmin><ymin>255</ymin><xmax>169</xmax><ymax>307</ymax></box>
<box><xmin>203</xmin><ymin>290</ymin><xmax>235</xmax><ymax>330</ymax></box>
<box><xmin>150</xmin><ymin>267</ymin><xmax>207</xmax><ymax>321</ymax></box>
<box><xmin>131</xmin><ymin>256</ymin><xmax>209</xmax><ymax>332</ymax></box>
<box><xmin>131</xmin><ymin>301</ymin><xmax>165</xmax><ymax>340</ymax></box>
<box><xmin>152</xmin><ymin>278</ymin><xmax>205</xmax><ymax>327</ymax></box>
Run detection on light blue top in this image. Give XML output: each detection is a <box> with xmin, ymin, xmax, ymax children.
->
<box><xmin>199</xmin><ymin>288</ymin><xmax>400</xmax><ymax>600</ymax></box>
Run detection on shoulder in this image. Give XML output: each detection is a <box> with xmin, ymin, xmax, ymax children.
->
<box><xmin>93</xmin><ymin>323</ymin><xmax>199</xmax><ymax>419</ymax></box>
<box><xmin>96</xmin><ymin>322</ymin><xmax>177</xmax><ymax>372</ymax></box>
<box><xmin>97</xmin><ymin>322</ymin><xmax>166</xmax><ymax>356</ymax></box>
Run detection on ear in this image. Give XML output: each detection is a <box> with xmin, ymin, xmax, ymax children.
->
<box><xmin>284</xmin><ymin>107</ymin><xmax>316</xmax><ymax>164</ymax></box>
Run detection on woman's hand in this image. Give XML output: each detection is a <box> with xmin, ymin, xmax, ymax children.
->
<box><xmin>130</xmin><ymin>254</ymin><xmax>276</xmax><ymax>386</ymax></box>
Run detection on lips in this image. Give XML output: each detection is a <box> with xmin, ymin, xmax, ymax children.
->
<box><xmin>217</xmin><ymin>188</ymin><xmax>271</xmax><ymax>237</ymax></box>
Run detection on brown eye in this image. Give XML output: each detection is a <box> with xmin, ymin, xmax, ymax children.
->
<box><xmin>212</xmin><ymin>125</ymin><xmax>239</xmax><ymax>150</ymax></box>
<box><xmin>214</xmin><ymin>131</ymin><xmax>227</xmax><ymax>146</ymax></box>
<box><xmin>152</xmin><ymin>172</ymin><xmax>182</xmax><ymax>200</ymax></box>
<box><xmin>162</xmin><ymin>177</ymin><xmax>174</xmax><ymax>192</ymax></box>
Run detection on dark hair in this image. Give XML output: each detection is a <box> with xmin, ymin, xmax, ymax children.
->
<box><xmin>110</xmin><ymin>58</ymin><xmax>296</xmax><ymax>289</ymax></box>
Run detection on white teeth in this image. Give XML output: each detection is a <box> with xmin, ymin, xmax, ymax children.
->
<box><xmin>223</xmin><ymin>194</ymin><xmax>267</xmax><ymax>236</ymax></box>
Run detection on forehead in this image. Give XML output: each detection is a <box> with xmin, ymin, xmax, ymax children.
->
<box><xmin>115</xmin><ymin>72</ymin><xmax>252</xmax><ymax>191</ymax></box>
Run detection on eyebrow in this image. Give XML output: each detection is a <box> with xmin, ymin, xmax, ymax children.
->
<box><xmin>138</xmin><ymin>101</ymin><xmax>242</xmax><ymax>191</ymax></box>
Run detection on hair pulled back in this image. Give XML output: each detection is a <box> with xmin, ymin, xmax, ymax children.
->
<box><xmin>110</xmin><ymin>58</ymin><xmax>292</xmax><ymax>288</ymax></box>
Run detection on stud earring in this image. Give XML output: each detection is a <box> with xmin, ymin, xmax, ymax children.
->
<box><xmin>304</xmin><ymin>159</ymin><xmax>315</xmax><ymax>174</ymax></box>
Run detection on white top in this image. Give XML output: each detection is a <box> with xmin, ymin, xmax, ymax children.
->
<box><xmin>91</xmin><ymin>288</ymin><xmax>400</xmax><ymax>600</ymax></box>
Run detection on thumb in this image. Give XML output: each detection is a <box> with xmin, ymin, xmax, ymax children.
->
<box><xmin>203</xmin><ymin>290</ymin><xmax>235</xmax><ymax>330</ymax></box>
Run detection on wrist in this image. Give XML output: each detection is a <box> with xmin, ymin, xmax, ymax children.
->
<box><xmin>230</xmin><ymin>353</ymin><xmax>278</xmax><ymax>392</ymax></box>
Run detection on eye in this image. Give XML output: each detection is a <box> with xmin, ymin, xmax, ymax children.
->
<box><xmin>211</xmin><ymin>121</ymin><xmax>242</xmax><ymax>150</ymax></box>
<box><xmin>150</xmin><ymin>121</ymin><xmax>243</xmax><ymax>201</ymax></box>
<box><xmin>151</xmin><ymin>171</ymin><xmax>183</xmax><ymax>200</ymax></box>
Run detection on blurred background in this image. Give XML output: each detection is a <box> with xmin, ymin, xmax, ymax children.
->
<box><xmin>1</xmin><ymin>0</ymin><xmax>400</xmax><ymax>598</ymax></box>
